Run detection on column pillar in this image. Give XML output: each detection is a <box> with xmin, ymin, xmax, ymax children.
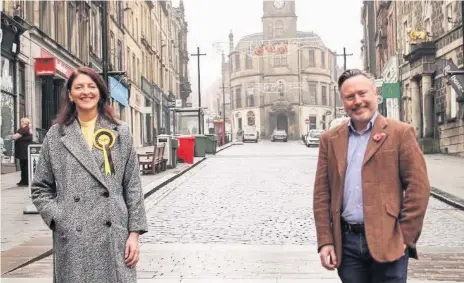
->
<box><xmin>410</xmin><ymin>79</ymin><xmax>421</xmax><ymax>139</ymax></box>
<box><xmin>421</xmin><ymin>75</ymin><xmax>434</xmax><ymax>138</ymax></box>
<box><xmin>316</xmin><ymin>82</ymin><xmax>322</xmax><ymax>105</ymax></box>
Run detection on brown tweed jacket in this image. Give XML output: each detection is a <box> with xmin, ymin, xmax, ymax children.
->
<box><xmin>313</xmin><ymin>114</ymin><xmax>430</xmax><ymax>265</ymax></box>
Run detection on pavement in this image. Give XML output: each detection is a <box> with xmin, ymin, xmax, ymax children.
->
<box><xmin>0</xmin><ymin>142</ymin><xmax>235</xmax><ymax>276</ymax></box>
<box><xmin>424</xmin><ymin>154</ymin><xmax>464</xmax><ymax>209</ymax></box>
<box><xmin>2</xmin><ymin>140</ymin><xmax>463</xmax><ymax>282</ymax></box>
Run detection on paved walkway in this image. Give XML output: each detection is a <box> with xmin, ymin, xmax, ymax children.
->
<box><xmin>0</xmin><ymin>143</ymin><xmax>234</xmax><ymax>275</ymax></box>
<box><xmin>2</xmin><ymin>142</ymin><xmax>461</xmax><ymax>282</ymax></box>
<box><xmin>424</xmin><ymin>154</ymin><xmax>464</xmax><ymax>200</ymax></box>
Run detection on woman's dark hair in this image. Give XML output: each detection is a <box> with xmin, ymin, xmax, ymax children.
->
<box><xmin>54</xmin><ymin>66</ymin><xmax>119</xmax><ymax>126</ymax></box>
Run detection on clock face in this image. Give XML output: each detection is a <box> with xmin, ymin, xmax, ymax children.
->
<box><xmin>273</xmin><ymin>0</ymin><xmax>285</xmax><ymax>10</ymax></box>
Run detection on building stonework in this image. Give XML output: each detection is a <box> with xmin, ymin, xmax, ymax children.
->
<box><xmin>0</xmin><ymin>0</ymin><xmax>190</xmax><ymax>155</ymax></box>
<box><xmin>362</xmin><ymin>0</ymin><xmax>464</xmax><ymax>157</ymax></box>
<box><xmin>224</xmin><ymin>0</ymin><xmax>337</xmax><ymax>140</ymax></box>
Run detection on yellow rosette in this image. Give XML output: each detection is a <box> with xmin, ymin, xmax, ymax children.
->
<box><xmin>93</xmin><ymin>129</ymin><xmax>116</xmax><ymax>175</ymax></box>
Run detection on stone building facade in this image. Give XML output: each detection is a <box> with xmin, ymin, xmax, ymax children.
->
<box><xmin>362</xmin><ymin>0</ymin><xmax>464</xmax><ymax>156</ymax></box>
<box><xmin>0</xmin><ymin>0</ymin><xmax>190</xmax><ymax>155</ymax></box>
<box><xmin>397</xmin><ymin>0</ymin><xmax>464</xmax><ymax>156</ymax></box>
<box><xmin>224</xmin><ymin>0</ymin><xmax>338</xmax><ymax>140</ymax></box>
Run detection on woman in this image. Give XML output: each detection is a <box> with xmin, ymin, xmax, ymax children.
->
<box><xmin>31</xmin><ymin>66</ymin><xmax>148</xmax><ymax>283</ymax></box>
<box><xmin>13</xmin><ymin>117</ymin><xmax>33</xmax><ymax>186</ymax></box>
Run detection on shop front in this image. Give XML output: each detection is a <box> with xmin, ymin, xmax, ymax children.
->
<box><xmin>141</xmin><ymin>77</ymin><xmax>154</xmax><ymax>146</ymax></box>
<box><xmin>1</xmin><ymin>12</ymin><xmax>25</xmax><ymax>173</ymax></box>
<box><xmin>1</xmin><ymin>55</ymin><xmax>17</xmax><ymax>171</ymax></box>
<box><xmin>161</xmin><ymin>93</ymin><xmax>170</xmax><ymax>134</ymax></box>
<box><xmin>34</xmin><ymin>49</ymin><xmax>74</xmax><ymax>135</ymax></box>
<box><xmin>129</xmin><ymin>86</ymin><xmax>143</xmax><ymax>147</ymax></box>
<box><xmin>153</xmin><ymin>84</ymin><xmax>162</xmax><ymax>136</ymax></box>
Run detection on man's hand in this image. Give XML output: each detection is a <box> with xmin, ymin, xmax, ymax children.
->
<box><xmin>319</xmin><ymin>244</ymin><xmax>337</xmax><ymax>270</ymax></box>
<box><xmin>125</xmin><ymin>232</ymin><xmax>140</xmax><ymax>268</ymax></box>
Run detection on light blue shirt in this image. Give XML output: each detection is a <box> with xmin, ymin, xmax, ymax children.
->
<box><xmin>341</xmin><ymin>112</ymin><xmax>378</xmax><ymax>224</ymax></box>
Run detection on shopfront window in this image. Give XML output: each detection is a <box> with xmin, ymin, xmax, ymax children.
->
<box><xmin>1</xmin><ymin>58</ymin><xmax>16</xmax><ymax>165</ymax></box>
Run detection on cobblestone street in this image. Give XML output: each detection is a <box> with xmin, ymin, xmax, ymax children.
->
<box><xmin>3</xmin><ymin>141</ymin><xmax>464</xmax><ymax>282</ymax></box>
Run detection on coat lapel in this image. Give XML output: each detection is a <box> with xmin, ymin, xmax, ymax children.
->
<box><xmin>60</xmin><ymin>119</ymin><xmax>108</xmax><ymax>188</ymax></box>
<box><xmin>363</xmin><ymin>115</ymin><xmax>388</xmax><ymax>166</ymax></box>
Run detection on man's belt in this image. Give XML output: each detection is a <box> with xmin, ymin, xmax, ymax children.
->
<box><xmin>341</xmin><ymin>219</ymin><xmax>365</xmax><ymax>234</ymax></box>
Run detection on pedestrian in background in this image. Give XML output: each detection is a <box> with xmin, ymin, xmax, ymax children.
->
<box><xmin>31</xmin><ymin>66</ymin><xmax>148</xmax><ymax>283</ymax></box>
<box><xmin>313</xmin><ymin>69</ymin><xmax>430</xmax><ymax>283</ymax></box>
<box><xmin>13</xmin><ymin>117</ymin><xmax>33</xmax><ymax>186</ymax></box>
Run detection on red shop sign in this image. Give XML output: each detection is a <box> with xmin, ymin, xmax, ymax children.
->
<box><xmin>34</xmin><ymin>57</ymin><xmax>57</xmax><ymax>76</ymax></box>
<box><xmin>36</xmin><ymin>49</ymin><xmax>74</xmax><ymax>78</ymax></box>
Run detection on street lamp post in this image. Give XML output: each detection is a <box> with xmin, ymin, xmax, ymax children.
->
<box><xmin>222</xmin><ymin>63</ymin><xmax>227</xmax><ymax>144</ymax></box>
<box><xmin>101</xmin><ymin>1</ymin><xmax>109</xmax><ymax>87</ymax></box>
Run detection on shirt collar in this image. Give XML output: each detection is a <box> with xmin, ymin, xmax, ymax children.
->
<box><xmin>348</xmin><ymin>111</ymin><xmax>378</xmax><ymax>134</ymax></box>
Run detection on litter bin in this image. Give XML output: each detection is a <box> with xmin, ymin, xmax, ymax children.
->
<box><xmin>204</xmin><ymin>134</ymin><xmax>217</xmax><ymax>154</ymax></box>
<box><xmin>177</xmin><ymin>135</ymin><xmax>195</xmax><ymax>164</ymax></box>
<box><xmin>193</xmin><ymin>134</ymin><xmax>207</xmax><ymax>157</ymax></box>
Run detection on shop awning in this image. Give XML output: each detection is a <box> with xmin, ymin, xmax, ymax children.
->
<box><xmin>109</xmin><ymin>76</ymin><xmax>129</xmax><ymax>106</ymax></box>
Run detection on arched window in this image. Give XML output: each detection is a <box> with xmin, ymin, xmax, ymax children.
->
<box><xmin>247</xmin><ymin>110</ymin><xmax>255</xmax><ymax>126</ymax></box>
<box><xmin>275</xmin><ymin>20</ymin><xmax>284</xmax><ymax>37</ymax></box>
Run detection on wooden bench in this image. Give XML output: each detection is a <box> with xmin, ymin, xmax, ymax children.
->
<box><xmin>137</xmin><ymin>142</ymin><xmax>167</xmax><ymax>174</ymax></box>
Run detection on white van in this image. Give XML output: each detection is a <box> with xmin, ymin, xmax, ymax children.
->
<box><xmin>329</xmin><ymin>117</ymin><xmax>350</xmax><ymax>130</ymax></box>
<box><xmin>243</xmin><ymin>126</ymin><xmax>258</xmax><ymax>143</ymax></box>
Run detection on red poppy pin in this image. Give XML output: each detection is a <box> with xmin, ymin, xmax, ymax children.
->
<box><xmin>373</xmin><ymin>132</ymin><xmax>386</xmax><ymax>142</ymax></box>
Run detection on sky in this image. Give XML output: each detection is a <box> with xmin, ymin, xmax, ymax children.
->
<box><xmin>174</xmin><ymin>0</ymin><xmax>364</xmax><ymax>105</ymax></box>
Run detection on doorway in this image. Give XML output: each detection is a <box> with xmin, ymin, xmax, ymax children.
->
<box><xmin>276</xmin><ymin>113</ymin><xmax>288</xmax><ymax>132</ymax></box>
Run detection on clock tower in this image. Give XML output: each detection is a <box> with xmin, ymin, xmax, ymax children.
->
<box><xmin>262</xmin><ymin>0</ymin><xmax>297</xmax><ymax>40</ymax></box>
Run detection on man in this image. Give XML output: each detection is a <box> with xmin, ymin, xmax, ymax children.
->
<box><xmin>313</xmin><ymin>69</ymin><xmax>430</xmax><ymax>283</ymax></box>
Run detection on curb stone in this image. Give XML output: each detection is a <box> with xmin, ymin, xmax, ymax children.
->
<box><xmin>430</xmin><ymin>186</ymin><xmax>464</xmax><ymax>211</ymax></box>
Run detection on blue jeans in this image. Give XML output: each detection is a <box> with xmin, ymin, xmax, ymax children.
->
<box><xmin>337</xmin><ymin>231</ymin><xmax>409</xmax><ymax>283</ymax></box>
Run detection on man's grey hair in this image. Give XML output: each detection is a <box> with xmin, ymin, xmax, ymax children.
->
<box><xmin>337</xmin><ymin>69</ymin><xmax>375</xmax><ymax>90</ymax></box>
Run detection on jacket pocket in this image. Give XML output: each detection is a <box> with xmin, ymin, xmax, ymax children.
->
<box><xmin>384</xmin><ymin>202</ymin><xmax>399</xmax><ymax>219</ymax></box>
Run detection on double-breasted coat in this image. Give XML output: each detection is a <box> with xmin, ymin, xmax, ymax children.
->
<box><xmin>313</xmin><ymin>115</ymin><xmax>430</xmax><ymax>266</ymax></box>
<box><xmin>31</xmin><ymin>117</ymin><xmax>148</xmax><ymax>283</ymax></box>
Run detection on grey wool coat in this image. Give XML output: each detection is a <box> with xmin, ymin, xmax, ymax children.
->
<box><xmin>31</xmin><ymin>117</ymin><xmax>148</xmax><ymax>283</ymax></box>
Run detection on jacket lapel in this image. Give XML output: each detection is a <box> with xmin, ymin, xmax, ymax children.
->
<box><xmin>363</xmin><ymin>115</ymin><xmax>388</xmax><ymax>166</ymax></box>
<box><xmin>330</xmin><ymin>123</ymin><xmax>349</xmax><ymax>181</ymax></box>
<box><xmin>60</xmin><ymin>119</ymin><xmax>108</xmax><ymax>188</ymax></box>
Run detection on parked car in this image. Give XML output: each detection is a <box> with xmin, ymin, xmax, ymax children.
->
<box><xmin>305</xmin><ymin>129</ymin><xmax>323</xmax><ymax>147</ymax></box>
<box><xmin>271</xmin><ymin>129</ymin><xmax>288</xmax><ymax>142</ymax></box>
<box><xmin>329</xmin><ymin>117</ymin><xmax>350</xmax><ymax>130</ymax></box>
<box><xmin>243</xmin><ymin>126</ymin><xmax>258</xmax><ymax>143</ymax></box>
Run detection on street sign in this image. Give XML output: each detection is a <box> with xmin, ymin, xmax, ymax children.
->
<box><xmin>24</xmin><ymin>144</ymin><xmax>42</xmax><ymax>214</ymax></box>
<box><xmin>305</xmin><ymin>119</ymin><xmax>309</xmax><ymax>124</ymax></box>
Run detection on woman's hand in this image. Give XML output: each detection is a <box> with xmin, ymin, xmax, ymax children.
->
<box><xmin>124</xmin><ymin>232</ymin><xmax>140</xmax><ymax>268</ymax></box>
<box><xmin>12</xmin><ymin>133</ymin><xmax>21</xmax><ymax>140</ymax></box>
